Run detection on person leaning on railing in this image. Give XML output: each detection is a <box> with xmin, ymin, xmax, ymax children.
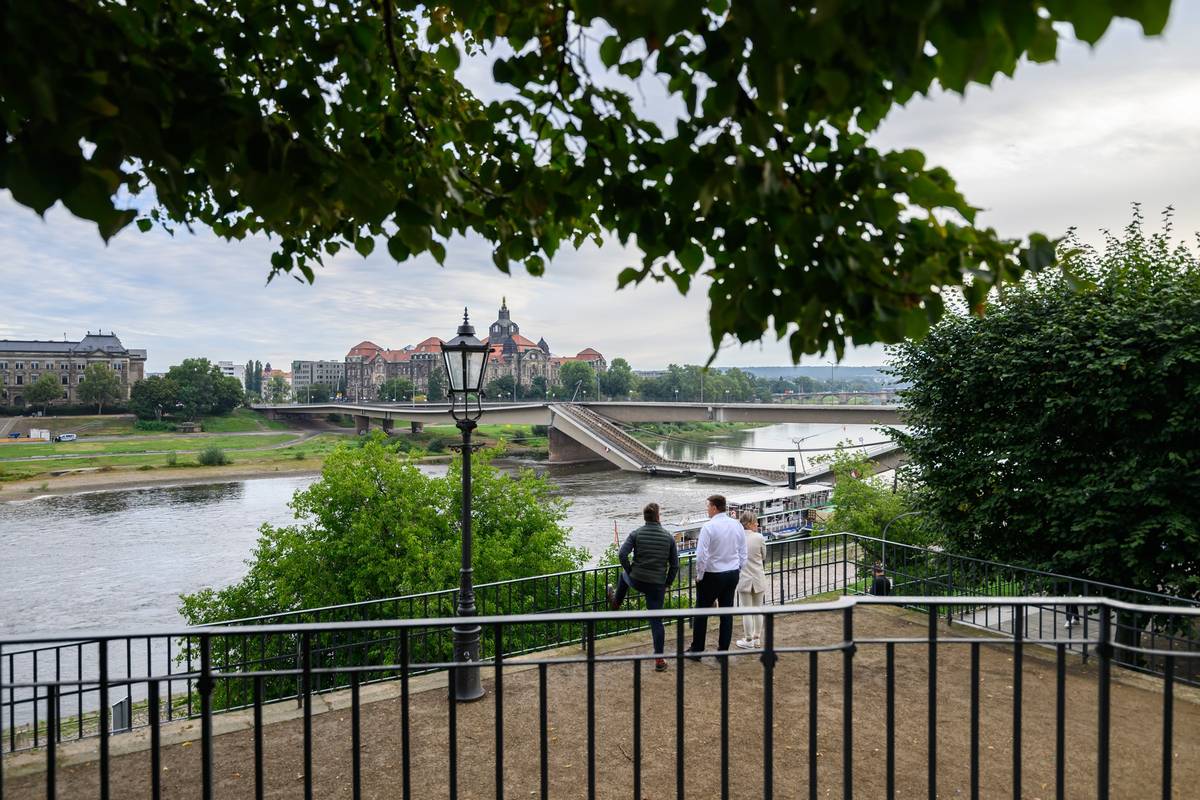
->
<box><xmin>607</xmin><ymin>502</ymin><xmax>680</xmax><ymax>672</ymax></box>
<box><xmin>736</xmin><ymin>510</ymin><xmax>768</xmax><ymax>649</ymax></box>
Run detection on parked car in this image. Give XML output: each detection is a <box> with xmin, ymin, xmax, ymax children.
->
<box><xmin>54</xmin><ymin>433</ymin><xmax>78</xmax><ymax>442</ymax></box>
<box><xmin>5</xmin><ymin>432</ymin><xmax>21</xmax><ymax>438</ymax></box>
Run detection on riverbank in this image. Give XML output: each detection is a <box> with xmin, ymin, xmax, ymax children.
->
<box><xmin>0</xmin><ymin>459</ymin><xmax>331</xmax><ymax>501</ymax></box>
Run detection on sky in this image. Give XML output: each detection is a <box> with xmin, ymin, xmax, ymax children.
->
<box><xmin>1</xmin><ymin>7</ymin><xmax>1197</xmax><ymax>374</ymax></box>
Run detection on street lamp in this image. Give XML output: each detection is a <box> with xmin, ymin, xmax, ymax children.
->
<box><xmin>441</xmin><ymin>308</ymin><xmax>491</xmax><ymax>702</ymax></box>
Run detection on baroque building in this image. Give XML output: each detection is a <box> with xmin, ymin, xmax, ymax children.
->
<box><xmin>344</xmin><ymin>299</ymin><xmax>606</xmax><ymax>401</ymax></box>
<box><xmin>0</xmin><ymin>331</ymin><xmax>147</xmax><ymax>407</ymax></box>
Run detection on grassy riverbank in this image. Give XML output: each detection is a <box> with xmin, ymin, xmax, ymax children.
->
<box><xmin>0</xmin><ymin>423</ymin><xmax>549</xmax><ymax>498</ymax></box>
<box><xmin>624</xmin><ymin>421</ymin><xmax>767</xmax><ymax>445</ymax></box>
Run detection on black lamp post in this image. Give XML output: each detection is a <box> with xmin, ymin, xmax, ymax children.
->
<box><xmin>441</xmin><ymin>309</ymin><xmax>490</xmax><ymax>702</ymax></box>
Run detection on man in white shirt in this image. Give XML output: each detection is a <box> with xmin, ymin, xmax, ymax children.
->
<box><xmin>685</xmin><ymin>494</ymin><xmax>748</xmax><ymax>658</ymax></box>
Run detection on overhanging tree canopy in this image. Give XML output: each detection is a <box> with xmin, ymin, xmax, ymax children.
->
<box><xmin>0</xmin><ymin>1</ymin><xmax>1174</xmax><ymax>357</ymax></box>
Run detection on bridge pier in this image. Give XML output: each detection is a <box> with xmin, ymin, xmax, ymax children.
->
<box><xmin>547</xmin><ymin>427</ymin><xmax>608</xmax><ymax>465</ymax></box>
<box><xmin>381</xmin><ymin>419</ymin><xmax>394</xmax><ymax>435</ymax></box>
<box><xmin>410</xmin><ymin>421</ymin><xmax>424</xmax><ymax>434</ymax></box>
<box><xmin>354</xmin><ymin>415</ymin><xmax>370</xmax><ymax>435</ymax></box>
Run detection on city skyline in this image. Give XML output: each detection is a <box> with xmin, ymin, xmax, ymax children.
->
<box><xmin>0</xmin><ymin>9</ymin><xmax>1196</xmax><ymax>374</ymax></box>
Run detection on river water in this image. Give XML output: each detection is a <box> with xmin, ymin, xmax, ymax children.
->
<box><xmin>0</xmin><ymin>422</ymin><xmax>887</xmax><ymax>636</ymax></box>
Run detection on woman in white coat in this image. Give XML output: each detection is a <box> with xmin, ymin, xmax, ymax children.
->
<box><xmin>736</xmin><ymin>510</ymin><xmax>767</xmax><ymax>649</ymax></box>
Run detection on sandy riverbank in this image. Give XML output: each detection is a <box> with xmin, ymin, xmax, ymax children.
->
<box><xmin>0</xmin><ymin>461</ymin><xmax>331</xmax><ymax>502</ymax></box>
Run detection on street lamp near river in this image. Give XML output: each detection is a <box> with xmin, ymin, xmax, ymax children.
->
<box><xmin>441</xmin><ymin>308</ymin><xmax>491</xmax><ymax>702</ymax></box>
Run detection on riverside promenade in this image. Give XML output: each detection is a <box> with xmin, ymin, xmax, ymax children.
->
<box><xmin>5</xmin><ymin>604</ymin><xmax>1196</xmax><ymax>800</ymax></box>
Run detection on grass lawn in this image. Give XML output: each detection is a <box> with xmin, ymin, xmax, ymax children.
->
<box><xmin>0</xmin><ymin>433</ymin><xmax>300</xmax><ymax>459</ymax></box>
<box><xmin>0</xmin><ymin>434</ymin><xmax>351</xmax><ymax>483</ymax></box>
<box><xmin>198</xmin><ymin>408</ymin><xmax>292</xmax><ymax>432</ymax></box>
<box><xmin>423</xmin><ymin>423</ymin><xmax>546</xmax><ymax>446</ymax></box>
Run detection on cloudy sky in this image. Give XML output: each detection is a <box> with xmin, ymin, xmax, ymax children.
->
<box><xmin>1</xmin><ymin>7</ymin><xmax>1197</xmax><ymax>374</ymax></box>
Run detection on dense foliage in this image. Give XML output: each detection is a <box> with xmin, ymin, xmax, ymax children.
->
<box><xmin>130</xmin><ymin>358</ymin><xmax>244</xmax><ymax>420</ymax></box>
<box><xmin>891</xmin><ymin>210</ymin><xmax>1200</xmax><ymax>600</ymax></box>
<box><xmin>180</xmin><ymin>436</ymin><xmax>588</xmax><ymax>623</ymax></box>
<box><xmin>22</xmin><ymin>372</ymin><xmax>63</xmax><ymax>413</ymax></box>
<box><xmin>4</xmin><ymin>3</ymin><xmax>1174</xmax><ymax>357</ymax></box>
<box><xmin>76</xmin><ymin>363</ymin><xmax>124</xmax><ymax>414</ymax></box>
<box><xmin>817</xmin><ymin>447</ymin><xmax>931</xmax><ymax>549</ymax></box>
<box><xmin>378</xmin><ymin>376</ymin><xmax>415</xmax><ymax>401</ymax></box>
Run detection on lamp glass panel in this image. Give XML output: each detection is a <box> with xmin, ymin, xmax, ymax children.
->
<box><xmin>466</xmin><ymin>350</ymin><xmax>486</xmax><ymax>392</ymax></box>
<box><xmin>444</xmin><ymin>350</ymin><xmax>465</xmax><ymax>392</ymax></box>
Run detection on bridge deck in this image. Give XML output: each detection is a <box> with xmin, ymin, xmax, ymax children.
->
<box><xmin>9</xmin><ymin>605</ymin><xmax>1193</xmax><ymax>799</ymax></box>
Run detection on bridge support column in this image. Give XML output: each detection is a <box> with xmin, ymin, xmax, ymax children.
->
<box><xmin>410</xmin><ymin>421</ymin><xmax>424</xmax><ymax>434</ymax></box>
<box><xmin>354</xmin><ymin>415</ymin><xmax>370</xmax><ymax>435</ymax></box>
<box><xmin>381</xmin><ymin>419</ymin><xmax>394</xmax><ymax>435</ymax></box>
<box><xmin>547</xmin><ymin>427</ymin><xmax>607</xmax><ymax>465</ymax></box>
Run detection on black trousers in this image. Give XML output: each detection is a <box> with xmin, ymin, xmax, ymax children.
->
<box><xmin>689</xmin><ymin>569</ymin><xmax>740</xmax><ymax>652</ymax></box>
<box><xmin>612</xmin><ymin>573</ymin><xmax>668</xmax><ymax>654</ymax></box>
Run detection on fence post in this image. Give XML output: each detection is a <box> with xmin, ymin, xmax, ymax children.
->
<box><xmin>841</xmin><ymin>533</ymin><xmax>848</xmax><ymax>596</ymax></box>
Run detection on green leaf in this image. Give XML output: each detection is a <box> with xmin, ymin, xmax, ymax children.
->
<box><xmin>617</xmin><ymin>59</ymin><xmax>643</xmax><ymax>79</ymax></box>
<box><xmin>600</xmin><ymin>36</ymin><xmax>623</xmax><ymax>68</ymax></box>
<box><xmin>678</xmin><ymin>242</ymin><xmax>703</xmax><ymax>272</ymax></box>
<box><xmin>136</xmin><ymin>218</ymin><xmax>153</xmax><ymax>232</ymax></box>
<box><xmin>617</xmin><ymin>267</ymin><xmax>643</xmax><ymax>288</ymax></box>
<box><xmin>354</xmin><ymin>236</ymin><xmax>375</xmax><ymax>257</ymax></box>
<box><xmin>436</xmin><ymin>45</ymin><xmax>460</xmax><ymax>71</ymax></box>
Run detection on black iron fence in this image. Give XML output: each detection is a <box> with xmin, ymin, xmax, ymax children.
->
<box><xmin>2</xmin><ymin>532</ymin><xmax>1196</xmax><ymax>769</ymax></box>
<box><xmin>1</xmin><ymin>596</ymin><xmax>1196</xmax><ymax>800</ymax></box>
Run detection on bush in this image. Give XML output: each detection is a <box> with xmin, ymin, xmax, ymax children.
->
<box><xmin>134</xmin><ymin>419</ymin><xmax>176</xmax><ymax>432</ymax></box>
<box><xmin>197</xmin><ymin>446</ymin><xmax>230</xmax><ymax>466</ymax></box>
<box><xmin>531</xmin><ymin>424</ymin><xmax>550</xmax><ymax>437</ymax></box>
<box><xmin>166</xmin><ymin>452</ymin><xmax>178</xmax><ymax>466</ymax></box>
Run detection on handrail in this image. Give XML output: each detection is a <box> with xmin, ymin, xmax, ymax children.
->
<box><xmin>4</xmin><ymin>595</ymin><xmax>1199</xmax><ymax>646</ymax></box>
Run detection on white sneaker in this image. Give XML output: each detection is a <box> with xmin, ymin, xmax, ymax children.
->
<box><xmin>735</xmin><ymin>638</ymin><xmax>755</xmax><ymax>649</ymax></box>
<box><xmin>1063</xmin><ymin>620</ymin><xmax>1074</xmax><ymax>629</ymax></box>
<box><xmin>753</xmin><ymin>639</ymin><xmax>762</xmax><ymax>649</ymax></box>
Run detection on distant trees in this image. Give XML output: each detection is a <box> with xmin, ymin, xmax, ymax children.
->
<box><xmin>891</xmin><ymin>210</ymin><xmax>1200</xmax><ymax>600</ymax></box>
<box><xmin>76</xmin><ymin>363</ymin><xmax>124</xmax><ymax>414</ymax></box>
<box><xmin>306</xmin><ymin>383</ymin><xmax>332</xmax><ymax>403</ymax></box>
<box><xmin>598</xmin><ymin>358</ymin><xmax>635</xmax><ymax>399</ymax></box>
<box><xmin>130</xmin><ymin>359</ymin><xmax>243</xmax><ymax>420</ymax></box>
<box><xmin>264</xmin><ymin>374</ymin><xmax>290</xmax><ymax>403</ymax></box>
<box><xmin>23</xmin><ymin>372</ymin><xmax>64</xmax><ymax>413</ymax></box>
<box><xmin>426</xmin><ymin>369</ymin><xmax>446</xmax><ymax>403</ymax></box>
<box><xmin>129</xmin><ymin>376</ymin><xmax>179</xmax><ymax>420</ymax></box>
<box><xmin>378</xmin><ymin>377</ymin><xmax>414</xmax><ymax>402</ymax></box>
<box><xmin>485</xmin><ymin>374</ymin><xmax>517</xmax><ymax>401</ymax></box>
<box><xmin>557</xmin><ymin>361</ymin><xmax>597</xmax><ymax>401</ymax></box>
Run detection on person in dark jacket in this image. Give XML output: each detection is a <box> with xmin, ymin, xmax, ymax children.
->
<box><xmin>870</xmin><ymin>563</ymin><xmax>892</xmax><ymax>596</ymax></box>
<box><xmin>607</xmin><ymin>502</ymin><xmax>680</xmax><ymax>672</ymax></box>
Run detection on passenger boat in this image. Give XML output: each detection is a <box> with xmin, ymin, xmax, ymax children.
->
<box><xmin>670</xmin><ymin>483</ymin><xmax>833</xmax><ymax>554</ymax></box>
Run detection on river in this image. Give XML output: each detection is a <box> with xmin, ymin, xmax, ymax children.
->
<box><xmin>0</xmin><ymin>421</ymin><xmax>887</xmax><ymax>636</ymax></box>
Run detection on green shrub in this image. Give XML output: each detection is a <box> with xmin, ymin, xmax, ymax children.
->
<box><xmin>134</xmin><ymin>420</ymin><xmax>176</xmax><ymax>432</ymax></box>
<box><xmin>531</xmin><ymin>424</ymin><xmax>549</xmax><ymax>437</ymax></box>
<box><xmin>293</xmin><ymin>451</ymin><xmax>305</xmax><ymax>460</ymax></box>
<box><xmin>137</xmin><ymin>464</ymin><xmax>155</xmax><ymax>471</ymax></box>
<box><xmin>198</xmin><ymin>446</ymin><xmax>230</xmax><ymax>466</ymax></box>
<box><xmin>166</xmin><ymin>452</ymin><xmax>178</xmax><ymax>466</ymax></box>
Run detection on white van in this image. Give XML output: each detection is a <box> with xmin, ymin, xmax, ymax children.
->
<box><xmin>54</xmin><ymin>433</ymin><xmax>78</xmax><ymax>442</ymax></box>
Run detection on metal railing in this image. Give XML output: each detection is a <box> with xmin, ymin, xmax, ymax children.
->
<box><xmin>2</xmin><ymin>533</ymin><xmax>1197</xmax><ymax>759</ymax></box>
<box><xmin>1</xmin><ymin>596</ymin><xmax>1196</xmax><ymax>800</ymax></box>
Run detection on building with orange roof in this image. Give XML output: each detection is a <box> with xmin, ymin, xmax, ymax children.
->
<box><xmin>343</xmin><ymin>299</ymin><xmax>605</xmax><ymax>401</ymax></box>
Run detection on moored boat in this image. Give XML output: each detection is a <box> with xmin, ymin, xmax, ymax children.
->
<box><xmin>670</xmin><ymin>484</ymin><xmax>833</xmax><ymax>554</ymax></box>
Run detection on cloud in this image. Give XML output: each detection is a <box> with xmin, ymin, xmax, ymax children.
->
<box><xmin>1</xmin><ymin>9</ymin><xmax>1196</xmax><ymax>372</ymax></box>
